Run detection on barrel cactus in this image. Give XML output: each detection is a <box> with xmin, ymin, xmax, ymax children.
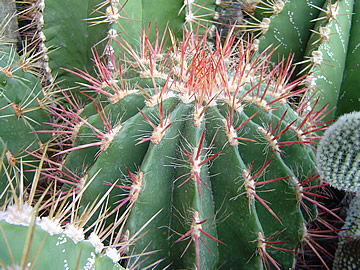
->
<box><xmin>0</xmin><ymin>0</ymin><xmax>357</xmax><ymax>269</ymax></box>
<box><xmin>33</xmin><ymin>24</ymin><xmax>338</xmax><ymax>269</ymax></box>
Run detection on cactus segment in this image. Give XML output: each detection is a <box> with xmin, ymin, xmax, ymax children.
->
<box><xmin>255</xmin><ymin>0</ymin><xmax>327</xmax><ymax>63</ymax></box>
<box><xmin>60</xmin><ymin>91</ymin><xmax>146</xmax><ymax>174</ymax></box>
<box><xmin>0</xmin><ymin>221</ymin><xmax>123</xmax><ymax>269</ymax></box>
<box><xmin>333</xmin><ymin>194</ymin><xmax>360</xmax><ymax>269</ymax></box>
<box><xmin>42</xmin><ymin>0</ymin><xmax>108</xmax><ymax>88</ymax></box>
<box><xmin>336</xmin><ymin>0</ymin><xmax>360</xmax><ymax>117</ymax></box>
<box><xmin>302</xmin><ymin>0</ymin><xmax>355</xmax><ymax>123</ymax></box>
<box><xmin>125</xmin><ymin>102</ymin><xmax>192</xmax><ymax>267</ymax></box>
<box><xmin>316</xmin><ymin>111</ymin><xmax>360</xmax><ymax>192</ymax></box>
<box><xmin>79</xmin><ymin>98</ymin><xmax>181</xmax><ymax>222</ymax></box>
<box><xmin>0</xmin><ymin>45</ymin><xmax>51</xmax><ymax>181</ymax></box>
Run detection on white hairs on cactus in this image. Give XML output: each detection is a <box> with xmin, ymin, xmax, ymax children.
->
<box><xmin>333</xmin><ymin>194</ymin><xmax>360</xmax><ymax>269</ymax></box>
<box><xmin>316</xmin><ymin>111</ymin><xmax>360</xmax><ymax>192</ymax></box>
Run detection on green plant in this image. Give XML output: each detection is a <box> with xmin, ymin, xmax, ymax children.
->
<box><xmin>0</xmin><ymin>152</ymin><xmax>126</xmax><ymax>269</ymax></box>
<box><xmin>316</xmin><ymin>111</ymin><xmax>360</xmax><ymax>192</ymax></box>
<box><xmin>0</xmin><ymin>44</ymin><xmax>52</xmax><ymax>193</ymax></box>
<box><xmin>333</xmin><ymin>194</ymin><xmax>360</xmax><ymax>270</ymax></box>
<box><xmin>0</xmin><ymin>0</ymin><xmax>358</xmax><ymax>269</ymax></box>
<box><xmin>315</xmin><ymin>111</ymin><xmax>360</xmax><ymax>269</ymax></box>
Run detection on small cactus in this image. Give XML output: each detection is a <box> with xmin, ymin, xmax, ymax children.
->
<box><xmin>333</xmin><ymin>194</ymin><xmax>360</xmax><ymax>270</ymax></box>
<box><xmin>316</xmin><ymin>111</ymin><xmax>360</xmax><ymax>192</ymax></box>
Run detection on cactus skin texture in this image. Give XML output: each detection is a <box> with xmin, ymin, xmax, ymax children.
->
<box><xmin>333</xmin><ymin>194</ymin><xmax>360</xmax><ymax>270</ymax></box>
<box><xmin>41</xmin><ymin>24</ymin><xmax>335</xmax><ymax>269</ymax></box>
<box><xmin>0</xmin><ymin>154</ymin><xmax>125</xmax><ymax>270</ymax></box>
<box><xmin>0</xmin><ymin>221</ymin><xmax>123</xmax><ymax>269</ymax></box>
<box><xmin>316</xmin><ymin>111</ymin><xmax>360</xmax><ymax>193</ymax></box>
<box><xmin>239</xmin><ymin>0</ymin><xmax>360</xmax><ymax>125</ymax></box>
<box><xmin>315</xmin><ymin>111</ymin><xmax>360</xmax><ymax>270</ymax></box>
<box><xmin>0</xmin><ymin>44</ymin><xmax>52</xmax><ymax>191</ymax></box>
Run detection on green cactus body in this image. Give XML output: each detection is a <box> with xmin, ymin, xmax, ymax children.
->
<box><xmin>0</xmin><ymin>45</ymin><xmax>51</xmax><ymax>186</ymax></box>
<box><xmin>254</xmin><ymin>0</ymin><xmax>327</xmax><ymax>63</ymax></box>
<box><xmin>335</xmin><ymin>0</ymin><xmax>360</xmax><ymax>117</ymax></box>
<box><xmin>0</xmin><ymin>220</ymin><xmax>123</xmax><ymax>269</ymax></box>
<box><xmin>45</xmin><ymin>27</ymin><xmax>329</xmax><ymax>269</ymax></box>
<box><xmin>40</xmin><ymin>0</ymin><xmax>108</xmax><ymax>89</ymax></box>
<box><xmin>301</xmin><ymin>0</ymin><xmax>355</xmax><ymax>124</ymax></box>
<box><xmin>240</xmin><ymin>0</ymin><xmax>360</xmax><ymax>125</ymax></box>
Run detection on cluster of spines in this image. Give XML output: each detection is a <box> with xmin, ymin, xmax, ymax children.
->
<box><xmin>0</xmin><ymin>151</ymin><xmax>166</xmax><ymax>269</ymax></box>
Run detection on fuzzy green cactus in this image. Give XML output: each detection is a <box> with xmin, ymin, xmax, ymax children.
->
<box><xmin>316</xmin><ymin>111</ymin><xmax>360</xmax><ymax>192</ymax></box>
<box><xmin>333</xmin><ymin>194</ymin><xmax>360</xmax><ymax>270</ymax></box>
<box><xmin>315</xmin><ymin>112</ymin><xmax>360</xmax><ymax>269</ymax></box>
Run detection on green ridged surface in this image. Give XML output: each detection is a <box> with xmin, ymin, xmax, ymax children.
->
<box><xmin>0</xmin><ymin>221</ymin><xmax>123</xmax><ymax>269</ymax></box>
<box><xmin>256</xmin><ymin>0</ymin><xmax>327</xmax><ymax>63</ymax></box>
<box><xmin>63</xmin><ymin>85</ymin><xmax>316</xmax><ymax>268</ymax></box>
<box><xmin>303</xmin><ymin>0</ymin><xmax>354</xmax><ymax>124</ymax></box>
<box><xmin>42</xmin><ymin>0</ymin><xmax>108</xmax><ymax>90</ymax></box>
<box><xmin>336</xmin><ymin>0</ymin><xmax>360</xmax><ymax>117</ymax></box>
<box><xmin>0</xmin><ymin>45</ymin><xmax>51</xmax><ymax>182</ymax></box>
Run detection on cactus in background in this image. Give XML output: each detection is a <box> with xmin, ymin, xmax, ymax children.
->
<box><xmin>14</xmin><ymin>0</ymin><xmax>360</xmax><ymax>117</ymax></box>
<box><xmin>316</xmin><ymin>111</ymin><xmax>360</xmax><ymax>192</ymax></box>
<box><xmin>237</xmin><ymin>0</ymin><xmax>360</xmax><ymax>124</ymax></box>
<box><xmin>0</xmin><ymin>41</ymin><xmax>52</xmax><ymax>190</ymax></box>
<box><xmin>333</xmin><ymin>194</ymin><xmax>360</xmax><ymax>270</ymax></box>
<box><xmin>315</xmin><ymin>111</ymin><xmax>360</xmax><ymax>269</ymax></box>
